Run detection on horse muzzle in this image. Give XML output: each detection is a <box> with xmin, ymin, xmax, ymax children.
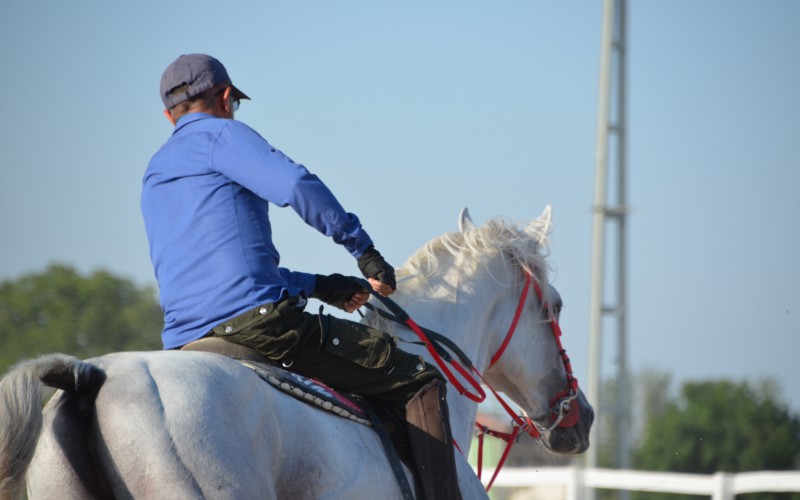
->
<box><xmin>540</xmin><ymin>390</ymin><xmax>594</xmax><ymax>454</ymax></box>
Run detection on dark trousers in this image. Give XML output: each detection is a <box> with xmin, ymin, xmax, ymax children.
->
<box><xmin>210</xmin><ymin>296</ymin><xmax>442</xmax><ymax>408</ymax></box>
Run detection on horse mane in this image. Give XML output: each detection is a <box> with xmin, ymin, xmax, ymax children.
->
<box><xmin>398</xmin><ymin>216</ymin><xmax>553</xmax><ymax>286</ymax></box>
<box><xmin>363</xmin><ymin>215</ymin><xmax>554</xmax><ymax>332</ymax></box>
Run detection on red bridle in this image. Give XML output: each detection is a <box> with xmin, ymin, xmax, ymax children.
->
<box><xmin>487</xmin><ymin>271</ymin><xmax>580</xmax><ymax>433</ymax></box>
<box><xmin>361</xmin><ymin>271</ymin><xmax>580</xmax><ymax>490</ymax></box>
<box><xmin>473</xmin><ymin>271</ymin><xmax>580</xmax><ymax>489</ymax></box>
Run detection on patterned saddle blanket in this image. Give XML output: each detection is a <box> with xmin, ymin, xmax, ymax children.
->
<box><xmin>238</xmin><ymin>359</ymin><xmax>371</xmax><ymax>426</ymax></box>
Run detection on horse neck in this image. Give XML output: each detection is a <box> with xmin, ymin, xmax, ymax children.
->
<box><xmin>389</xmin><ymin>256</ymin><xmax>510</xmax><ymax>449</ymax></box>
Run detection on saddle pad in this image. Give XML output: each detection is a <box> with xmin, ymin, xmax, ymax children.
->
<box><xmin>239</xmin><ymin>359</ymin><xmax>371</xmax><ymax>426</ymax></box>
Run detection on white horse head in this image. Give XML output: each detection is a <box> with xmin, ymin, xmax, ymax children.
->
<box><xmin>367</xmin><ymin>205</ymin><xmax>592</xmax><ymax>454</ymax></box>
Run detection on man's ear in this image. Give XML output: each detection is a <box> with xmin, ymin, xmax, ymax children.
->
<box><xmin>221</xmin><ymin>86</ymin><xmax>233</xmax><ymax>114</ymax></box>
<box><xmin>163</xmin><ymin>109</ymin><xmax>176</xmax><ymax>126</ymax></box>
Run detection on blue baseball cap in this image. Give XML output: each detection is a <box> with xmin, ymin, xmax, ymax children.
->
<box><xmin>160</xmin><ymin>54</ymin><xmax>250</xmax><ymax>109</ymax></box>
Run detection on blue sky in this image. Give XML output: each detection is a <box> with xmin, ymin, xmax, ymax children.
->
<box><xmin>1</xmin><ymin>1</ymin><xmax>798</xmax><ymax>415</ymax></box>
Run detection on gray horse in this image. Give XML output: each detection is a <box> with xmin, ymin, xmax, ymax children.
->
<box><xmin>1</xmin><ymin>207</ymin><xmax>593</xmax><ymax>499</ymax></box>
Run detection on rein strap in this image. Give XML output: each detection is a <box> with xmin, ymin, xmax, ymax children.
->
<box><xmin>360</xmin><ymin>282</ymin><xmax>487</xmax><ymax>402</ymax></box>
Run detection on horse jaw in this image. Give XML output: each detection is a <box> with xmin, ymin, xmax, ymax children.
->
<box><xmin>458</xmin><ymin>207</ymin><xmax>476</xmax><ymax>232</ymax></box>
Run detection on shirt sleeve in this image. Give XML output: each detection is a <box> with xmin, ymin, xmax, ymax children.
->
<box><xmin>211</xmin><ymin>120</ymin><xmax>374</xmax><ymax>257</ymax></box>
<box><xmin>279</xmin><ymin>268</ymin><xmax>316</xmax><ymax>297</ymax></box>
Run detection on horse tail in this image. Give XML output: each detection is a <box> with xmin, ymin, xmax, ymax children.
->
<box><xmin>0</xmin><ymin>354</ymin><xmax>105</xmax><ymax>500</ymax></box>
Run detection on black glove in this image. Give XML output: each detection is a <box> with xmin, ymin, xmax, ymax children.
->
<box><xmin>357</xmin><ymin>246</ymin><xmax>397</xmax><ymax>290</ymax></box>
<box><xmin>311</xmin><ymin>273</ymin><xmax>367</xmax><ymax>310</ymax></box>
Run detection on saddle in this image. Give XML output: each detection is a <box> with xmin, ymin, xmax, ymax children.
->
<box><xmin>181</xmin><ymin>337</ymin><xmax>416</xmax><ymax>496</ymax></box>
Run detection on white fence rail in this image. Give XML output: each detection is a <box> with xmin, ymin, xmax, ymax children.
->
<box><xmin>481</xmin><ymin>467</ymin><xmax>800</xmax><ymax>499</ymax></box>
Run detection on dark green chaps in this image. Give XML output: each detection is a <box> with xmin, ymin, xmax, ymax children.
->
<box><xmin>210</xmin><ymin>295</ymin><xmax>442</xmax><ymax>408</ymax></box>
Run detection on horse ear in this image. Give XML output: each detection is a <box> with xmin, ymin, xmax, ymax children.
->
<box><xmin>458</xmin><ymin>207</ymin><xmax>476</xmax><ymax>232</ymax></box>
<box><xmin>538</xmin><ymin>204</ymin><xmax>553</xmax><ymax>229</ymax></box>
<box><xmin>525</xmin><ymin>205</ymin><xmax>553</xmax><ymax>239</ymax></box>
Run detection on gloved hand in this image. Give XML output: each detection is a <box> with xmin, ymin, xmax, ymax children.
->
<box><xmin>311</xmin><ymin>274</ymin><xmax>369</xmax><ymax>312</ymax></box>
<box><xmin>357</xmin><ymin>246</ymin><xmax>397</xmax><ymax>292</ymax></box>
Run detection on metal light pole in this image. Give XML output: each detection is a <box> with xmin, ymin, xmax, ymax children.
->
<box><xmin>587</xmin><ymin>0</ymin><xmax>630</xmax><ymax>498</ymax></box>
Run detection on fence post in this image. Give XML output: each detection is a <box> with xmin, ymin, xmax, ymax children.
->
<box><xmin>566</xmin><ymin>465</ymin><xmax>584</xmax><ymax>500</ymax></box>
<box><xmin>712</xmin><ymin>472</ymin><xmax>733</xmax><ymax>500</ymax></box>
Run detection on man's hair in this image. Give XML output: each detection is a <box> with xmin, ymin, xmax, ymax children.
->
<box><xmin>167</xmin><ymin>85</ymin><xmax>221</xmax><ymax>120</ymax></box>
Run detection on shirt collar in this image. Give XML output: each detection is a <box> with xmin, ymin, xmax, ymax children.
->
<box><xmin>173</xmin><ymin>112</ymin><xmax>215</xmax><ymax>134</ymax></box>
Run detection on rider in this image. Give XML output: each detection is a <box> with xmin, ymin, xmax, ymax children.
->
<box><xmin>142</xmin><ymin>54</ymin><xmax>461</xmax><ymax>499</ymax></box>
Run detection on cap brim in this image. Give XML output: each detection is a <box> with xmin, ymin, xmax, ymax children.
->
<box><xmin>230</xmin><ymin>85</ymin><xmax>250</xmax><ymax>101</ymax></box>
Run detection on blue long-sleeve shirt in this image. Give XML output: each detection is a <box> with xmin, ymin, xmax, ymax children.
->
<box><xmin>142</xmin><ymin>113</ymin><xmax>373</xmax><ymax>349</ymax></box>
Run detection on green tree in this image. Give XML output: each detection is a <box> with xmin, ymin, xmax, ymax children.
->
<box><xmin>632</xmin><ymin>379</ymin><xmax>800</xmax><ymax>500</ymax></box>
<box><xmin>0</xmin><ymin>265</ymin><xmax>163</xmax><ymax>373</ymax></box>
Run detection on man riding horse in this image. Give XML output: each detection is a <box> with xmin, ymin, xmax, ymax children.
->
<box><xmin>142</xmin><ymin>53</ymin><xmax>461</xmax><ymax>499</ymax></box>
